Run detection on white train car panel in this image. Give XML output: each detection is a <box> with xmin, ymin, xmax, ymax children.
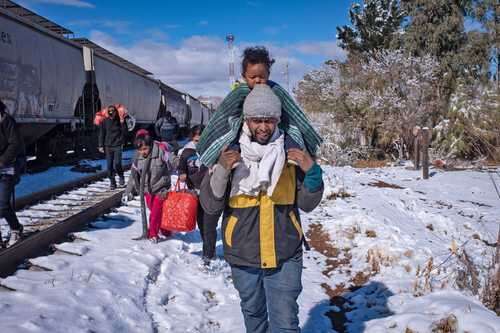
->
<box><xmin>93</xmin><ymin>56</ymin><xmax>160</xmax><ymax>124</ymax></box>
<box><xmin>200</xmin><ymin>103</ymin><xmax>210</xmax><ymax>125</ymax></box>
<box><xmin>0</xmin><ymin>10</ymin><xmax>85</xmax><ymax>122</ymax></box>
<box><xmin>188</xmin><ymin>96</ymin><xmax>203</xmax><ymax>126</ymax></box>
<box><xmin>163</xmin><ymin>86</ymin><xmax>188</xmax><ymax>126</ymax></box>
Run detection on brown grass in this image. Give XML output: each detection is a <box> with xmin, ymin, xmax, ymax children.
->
<box><xmin>431</xmin><ymin>314</ymin><xmax>458</xmax><ymax>333</ymax></box>
<box><xmin>327</xmin><ymin>190</ymin><xmax>353</xmax><ymax>200</ymax></box>
<box><xmin>367</xmin><ymin>180</ymin><xmax>405</xmax><ymax>189</ymax></box>
<box><xmin>481</xmin><ymin>229</ymin><xmax>500</xmax><ymax>315</ymax></box>
<box><xmin>353</xmin><ymin>160</ymin><xmax>390</xmax><ymax>168</ymax></box>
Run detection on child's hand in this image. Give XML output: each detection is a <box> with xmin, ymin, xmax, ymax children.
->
<box><xmin>287</xmin><ymin>149</ymin><xmax>314</xmax><ymax>173</ymax></box>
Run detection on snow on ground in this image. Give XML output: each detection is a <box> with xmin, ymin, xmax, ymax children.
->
<box><xmin>15</xmin><ymin>150</ymin><xmax>135</xmax><ymax>197</ymax></box>
<box><xmin>0</xmin><ymin>165</ymin><xmax>499</xmax><ymax>332</ymax></box>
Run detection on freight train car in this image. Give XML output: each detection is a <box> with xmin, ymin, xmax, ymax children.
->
<box><xmin>0</xmin><ymin>4</ymin><xmax>86</xmax><ymax>157</ymax></box>
<box><xmin>0</xmin><ymin>1</ymin><xmax>211</xmax><ymax>163</ymax></box>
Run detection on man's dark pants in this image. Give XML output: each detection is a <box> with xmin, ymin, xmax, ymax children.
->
<box><xmin>0</xmin><ymin>174</ymin><xmax>22</xmax><ymax>231</ymax></box>
<box><xmin>231</xmin><ymin>252</ymin><xmax>303</xmax><ymax>333</ymax></box>
<box><xmin>105</xmin><ymin>146</ymin><xmax>123</xmax><ymax>183</ymax></box>
<box><xmin>197</xmin><ymin>209</ymin><xmax>220</xmax><ymax>259</ymax></box>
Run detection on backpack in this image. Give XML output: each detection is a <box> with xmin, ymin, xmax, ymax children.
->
<box><xmin>159</xmin><ymin>118</ymin><xmax>178</xmax><ymax>142</ymax></box>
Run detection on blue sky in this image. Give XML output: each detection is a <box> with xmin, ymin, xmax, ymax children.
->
<box><xmin>18</xmin><ymin>0</ymin><xmax>353</xmax><ymax>96</ymax></box>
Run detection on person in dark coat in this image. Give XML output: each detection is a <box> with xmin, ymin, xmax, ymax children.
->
<box><xmin>178</xmin><ymin>125</ymin><xmax>221</xmax><ymax>264</ymax></box>
<box><xmin>154</xmin><ymin>111</ymin><xmax>179</xmax><ymax>150</ymax></box>
<box><xmin>0</xmin><ymin>99</ymin><xmax>25</xmax><ymax>248</ymax></box>
<box><xmin>98</xmin><ymin>105</ymin><xmax>127</xmax><ymax>189</ymax></box>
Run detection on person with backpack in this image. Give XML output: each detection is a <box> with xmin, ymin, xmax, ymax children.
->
<box><xmin>0</xmin><ymin>99</ymin><xmax>26</xmax><ymax>248</ymax></box>
<box><xmin>178</xmin><ymin>125</ymin><xmax>220</xmax><ymax>265</ymax></box>
<box><xmin>123</xmin><ymin>130</ymin><xmax>174</xmax><ymax>242</ymax></box>
<box><xmin>98</xmin><ymin>105</ymin><xmax>127</xmax><ymax>189</ymax></box>
<box><xmin>155</xmin><ymin>111</ymin><xmax>179</xmax><ymax>150</ymax></box>
<box><xmin>200</xmin><ymin>84</ymin><xmax>324</xmax><ymax>332</ymax></box>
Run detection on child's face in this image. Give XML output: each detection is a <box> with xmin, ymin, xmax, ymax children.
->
<box><xmin>244</xmin><ymin>63</ymin><xmax>269</xmax><ymax>89</ymax></box>
<box><xmin>138</xmin><ymin>145</ymin><xmax>151</xmax><ymax>158</ymax></box>
<box><xmin>192</xmin><ymin>134</ymin><xmax>201</xmax><ymax>144</ymax></box>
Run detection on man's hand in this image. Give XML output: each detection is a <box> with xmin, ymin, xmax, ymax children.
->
<box><xmin>218</xmin><ymin>146</ymin><xmax>241</xmax><ymax>170</ymax></box>
<box><xmin>287</xmin><ymin>148</ymin><xmax>314</xmax><ymax>173</ymax></box>
<box><xmin>159</xmin><ymin>190</ymin><xmax>169</xmax><ymax>199</ymax></box>
<box><xmin>98</xmin><ymin>147</ymin><xmax>104</xmax><ymax>153</ymax></box>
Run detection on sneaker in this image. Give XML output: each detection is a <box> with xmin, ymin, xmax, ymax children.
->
<box><xmin>119</xmin><ymin>176</ymin><xmax>125</xmax><ymax>187</ymax></box>
<box><xmin>8</xmin><ymin>227</ymin><xmax>23</xmax><ymax>247</ymax></box>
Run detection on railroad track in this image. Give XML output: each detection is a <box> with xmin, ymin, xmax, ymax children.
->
<box><xmin>0</xmin><ymin>169</ymin><xmax>131</xmax><ymax>278</ymax></box>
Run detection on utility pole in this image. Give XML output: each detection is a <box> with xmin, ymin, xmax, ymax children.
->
<box><xmin>284</xmin><ymin>60</ymin><xmax>290</xmax><ymax>93</ymax></box>
<box><xmin>226</xmin><ymin>34</ymin><xmax>235</xmax><ymax>88</ymax></box>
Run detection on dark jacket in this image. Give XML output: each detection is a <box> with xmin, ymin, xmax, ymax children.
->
<box><xmin>155</xmin><ymin>115</ymin><xmax>178</xmax><ymax>142</ymax></box>
<box><xmin>0</xmin><ymin>111</ymin><xmax>24</xmax><ymax>168</ymax></box>
<box><xmin>98</xmin><ymin>117</ymin><xmax>127</xmax><ymax>148</ymax></box>
<box><xmin>177</xmin><ymin>141</ymin><xmax>208</xmax><ymax>190</ymax></box>
<box><xmin>125</xmin><ymin>142</ymin><xmax>172</xmax><ymax>196</ymax></box>
<box><xmin>200</xmin><ymin>163</ymin><xmax>324</xmax><ymax>269</ymax></box>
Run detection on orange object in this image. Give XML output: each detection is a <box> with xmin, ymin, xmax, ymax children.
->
<box><xmin>94</xmin><ymin>104</ymin><xmax>128</xmax><ymax>125</ymax></box>
<box><xmin>93</xmin><ymin>109</ymin><xmax>109</xmax><ymax>126</ymax></box>
<box><xmin>161</xmin><ymin>181</ymin><xmax>198</xmax><ymax>232</ymax></box>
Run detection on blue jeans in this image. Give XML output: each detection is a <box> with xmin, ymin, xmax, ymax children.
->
<box><xmin>0</xmin><ymin>174</ymin><xmax>21</xmax><ymax>231</ymax></box>
<box><xmin>231</xmin><ymin>252</ymin><xmax>303</xmax><ymax>333</ymax></box>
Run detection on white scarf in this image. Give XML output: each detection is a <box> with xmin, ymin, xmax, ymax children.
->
<box><xmin>230</xmin><ymin>123</ymin><xmax>286</xmax><ymax>197</ymax></box>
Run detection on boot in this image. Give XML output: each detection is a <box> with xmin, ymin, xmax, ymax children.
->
<box><xmin>119</xmin><ymin>175</ymin><xmax>125</xmax><ymax>187</ymax></box>
<box><xmin>110</xmin><ymin>178</ymin><xmax>117</xmax><ymax>190</ymax></box>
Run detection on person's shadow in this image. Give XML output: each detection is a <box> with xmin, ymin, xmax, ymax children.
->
<box><xmin>302</xmin><ymin>281</ymin><xmax>394</xmax><ymax>333</ymax></box>
<box><xmin>87</xmin><ymin>214</ymin><xmax>135</xmax><ymax>230</ymax></box>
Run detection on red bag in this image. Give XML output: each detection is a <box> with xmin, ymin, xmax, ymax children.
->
<box><xmin>161</xmin><ymin>181</ymin><xmax>198</xmax><ymax>232</ymax></box>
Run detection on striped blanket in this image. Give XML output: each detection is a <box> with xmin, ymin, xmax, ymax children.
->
<box><xmin>197</xmin><ymin>81</ymin><xmax>323</xmax><ymax>167</ymax></box>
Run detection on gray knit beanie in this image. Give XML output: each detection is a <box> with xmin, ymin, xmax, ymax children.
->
<box><xmin>243</xmin><ymin>84</ymin><xmax>282</xmax><ymax>120</ymax></box>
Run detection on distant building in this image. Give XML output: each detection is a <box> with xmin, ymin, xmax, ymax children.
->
<box><xmin>197</xmin><ymin>96</ymin><xmax>223</xmax><ymax>112</ymax></box>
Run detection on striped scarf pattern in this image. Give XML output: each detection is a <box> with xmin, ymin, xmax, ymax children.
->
<box><xmin>197</xmin><ymin>81</ymin><xmax>323</xmax><ymax>167</ymax></box>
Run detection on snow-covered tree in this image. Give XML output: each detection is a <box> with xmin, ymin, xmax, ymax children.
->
<box><xmin>434</xmin><ymin>82</ymin><xmax>500</xmax><ymax>160</ymax></box>
<box><xmin>337</xmin><ymin>0</ymin><xmax>404</xmax><ymax>56</ymax></box>
<box><xmin>296</xmin><ymin>51</ymin><xmax>441</xmax><ymax>159</ymax></box>
<box><xmin>350</xmin><ymin>50</ymin><xmax>441</xmax><ymax>155</ymax></box>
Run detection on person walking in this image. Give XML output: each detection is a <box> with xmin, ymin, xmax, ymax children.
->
<box><xmin>98</xmin><ymin>105</ymin><xmax>127</xmax><ymax>189</ymax></box>
<box><xmin>123</xmin><ymin>130</ymin><xmax>174</xmax><ymax>242</ymax></box>
<box><xmin>155</xmin><ymin>110</ymin><xmax>179</xmax><ymax>150</ymax></box>
<box><xmin>0</xmin><ymin>99</ymin><xmax>26</xmax><ymax>248</ymax></box>
<box><xmin>178</xmin><ymin>125</ymin><xmax>220</xmax><ymax>265</ymax></box>
<box><xmin>200</xmin><ymin>84</ymin><xmax>324</xmax><ymax>332</ymax></box>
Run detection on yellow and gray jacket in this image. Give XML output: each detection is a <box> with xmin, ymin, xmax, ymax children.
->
<box><xmin>200</xmin><ymin>163</ymin><xmax>324</xmax><ymax>269</ymax></box>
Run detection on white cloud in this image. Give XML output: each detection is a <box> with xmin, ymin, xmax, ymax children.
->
<box><xmin>29</xmin><ymin>0</ymin><xmax>94</xmax><ymax>8</ymax></box>
<box><xmin>88</xmin><ymin>31</ymin><xmax>339</xmax><ymax>97</ymax></box>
